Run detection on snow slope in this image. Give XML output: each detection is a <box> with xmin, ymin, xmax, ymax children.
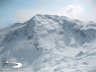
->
<box><xmin>0</xmin><ymin>14</ymin><xmax>96</xmax><ymax>72</ymax></box>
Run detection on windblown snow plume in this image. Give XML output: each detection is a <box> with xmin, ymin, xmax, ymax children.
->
<box><xmin>0</xmin><ymin>14</ymin><xmax>96</xmax><ymax>72</ymax></box>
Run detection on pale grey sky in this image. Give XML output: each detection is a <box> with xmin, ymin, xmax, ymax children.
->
<box><xmin>0</xmin><ymin>0</ymin><xmax>96</xmax><ymax>28</ymax></box>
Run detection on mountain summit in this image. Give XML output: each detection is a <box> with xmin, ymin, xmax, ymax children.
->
<box><xmin>0</xmin><ymin>14</ymin><xmax>96</xmax><ymax>72</ymax></box>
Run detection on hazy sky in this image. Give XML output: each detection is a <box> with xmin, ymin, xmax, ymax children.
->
<box><xmin>0</xmin><ymin>0</ymin><xmax>96</xmax><ymax>28</ymax></box>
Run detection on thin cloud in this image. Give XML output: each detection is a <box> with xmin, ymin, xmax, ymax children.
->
<box><xmin>14</xmin><ymin>9</ymin><xmax>36</xmax><ymax>23</ymax></box>
<box><xmin>14</xmin><ymin>4</ymin><xmax>96</xmax><ymax>23</ymax></box>
<box><xmin>56</xmin><ymin>5</ymin><xmax>96</xmax><ymax>22</ymax></box>
<box><xmin>14</xmin><ymin>8</ymin><xmax>56</xmax><ymax>23</ymax></box>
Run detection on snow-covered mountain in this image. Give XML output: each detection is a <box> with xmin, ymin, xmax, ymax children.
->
<box><xmin>0</xmin><ymin>14</ymin><xmax>96</xmax><ymax>72</ymax></box>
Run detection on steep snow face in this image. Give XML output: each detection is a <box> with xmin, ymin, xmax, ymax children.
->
<box><xmin>0</xmin><ymin>14</ymin><xmax>96</xmax><ymax>72</ymax></box>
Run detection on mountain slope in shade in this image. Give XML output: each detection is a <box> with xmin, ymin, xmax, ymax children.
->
<box><xmin>0</xmin><ymin>14</ymin><xmax>96</xmax><ymax>72</ymax></box>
